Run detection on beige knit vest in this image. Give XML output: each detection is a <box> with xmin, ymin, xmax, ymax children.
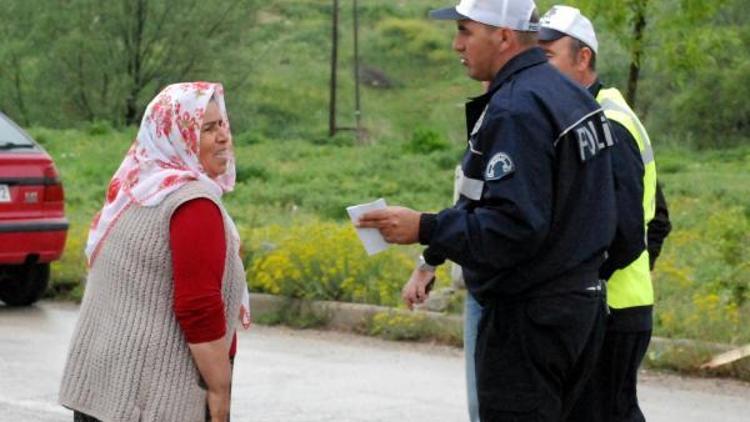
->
<box><xmin>59</xmin><ymin>181</ymin><xmax>245</xmax><ymax>422</ymax></box>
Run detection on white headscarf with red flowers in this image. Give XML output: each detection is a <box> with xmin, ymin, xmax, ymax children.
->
<box><xmin>85</xmin><ymin>82</ymin><xmax>235</xmax><ymax>265</ymax></box>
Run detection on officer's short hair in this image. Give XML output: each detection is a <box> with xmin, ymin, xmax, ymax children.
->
<box><xmin>516</xmin><ymin>9</ymin><xmax>540</xmax><ymax>46</ymax></box>
<box><xmin>571</xmin><ymin>38</ymin><xmax>597</xmax><ymax>71</ymax></box>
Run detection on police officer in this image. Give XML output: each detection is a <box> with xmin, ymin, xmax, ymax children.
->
<box><xmin>358</xmin><ymin>0</ymin><xmax>623</xmax><ymax>419</ymax></box>
<box><xmin>539</xmin><ymin>6</ymin><xmax>673</xmax><ymax>421</ymax></box>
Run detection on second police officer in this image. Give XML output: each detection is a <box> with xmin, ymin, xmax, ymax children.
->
<box><xmin>539</xmin><ymin>5</ymin><xmax>672</xmax><ymax>421</ymax></box>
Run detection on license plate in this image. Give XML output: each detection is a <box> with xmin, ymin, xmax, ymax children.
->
<box><xmin>0</xmin><ymin>184</ymin><xmax>10</xmax><ymax>203</ymax></box>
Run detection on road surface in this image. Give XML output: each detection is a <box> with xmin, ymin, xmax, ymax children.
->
<box><xmin>1</xmin><ymin>302</ymin><xmax>748</xmax><ymax>421</ymax></box>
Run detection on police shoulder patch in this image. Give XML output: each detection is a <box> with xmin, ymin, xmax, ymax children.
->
<box><xmin>485</xmin><ymin>152</ymin><xmax>515</xmax><ymax>181</ymax></box>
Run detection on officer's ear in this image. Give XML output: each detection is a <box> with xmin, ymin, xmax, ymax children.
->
<box><xmin>575</xmin><ymin>45</ymin><xmax>594</xmax><ymax>73</ymax></box>
<box><xmin>494</xmin><ymin>27</ymin><xmax>515</xmax><ymax>52</ymax></box>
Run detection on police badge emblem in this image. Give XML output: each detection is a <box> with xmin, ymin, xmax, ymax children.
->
<box><xmin>485</xmin><ymin>152</ymin><xmax>515</xmax><ymax>181</ymax></box>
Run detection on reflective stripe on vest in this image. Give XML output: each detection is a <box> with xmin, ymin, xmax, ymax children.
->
<box><xmin>597</xmin><ymin>88</ymin><xmax>657</xmax><ymax>309</ymax></box>
<box><xmin>598</xmin><ymin>97</ymin><xmax>656</xmax><ymax>167</ymax></box>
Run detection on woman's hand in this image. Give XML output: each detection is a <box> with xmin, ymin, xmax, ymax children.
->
<box><xmin>239</xmin><ymin>304</ymin><xmax>252</xmax><ymax>330</ymax></box>
<box><xmin>188</xmin><ymin>339</ymin><xmax>232</xmax><ymax>422</ymax></box>
<box><xmin>207</xmin><ymin>388</ymin><xmax>230</xmax><ymax>422</ymax></box>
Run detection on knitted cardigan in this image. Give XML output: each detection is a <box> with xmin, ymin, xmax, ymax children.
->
<box><xmin>59</xmin><ymin>181</ymin><xmax>245</xmax><ymax>422</ymax></box>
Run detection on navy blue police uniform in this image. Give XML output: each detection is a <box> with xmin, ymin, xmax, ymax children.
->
<box><xmin>418</xmin><ymin>47</ymin><xmax>617</xmax><ymax>421</ymax></box>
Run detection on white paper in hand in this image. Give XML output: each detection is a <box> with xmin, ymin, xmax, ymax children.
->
<box><xmin>347</xmin><ymin>198</ymin><xmax>389</xmax><ymax>256</ymax></box>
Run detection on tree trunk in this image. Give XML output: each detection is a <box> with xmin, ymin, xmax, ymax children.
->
<box><xmin>328</xmin><ymin>0</ymin><xmax>339</xmax><ymax>137</ymax></box>
<box><xmin>10</xmin><ymin>54</ymin><xmax>30</xmax><ymax>127</ymax></box>
<box><xmin>353</xmin><ymin>0</ymin><xmax>363</xmax><ymax>142</ymax></box>
<box><xmin>124</xmin><ymin>0</ymin><xmax>147</xmax><ymax>126</ymax></box>
<box><xmin>626</xmin><ymin>0</ymin><xmax>648</xmax><ymax>106</ymax></box>
<box><xmin>74</xmin><ymin>53</ymin><xmax>94</xmax><ymax>121</ymax></box>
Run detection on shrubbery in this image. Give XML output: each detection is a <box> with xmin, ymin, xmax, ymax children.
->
<box><xmin>404</xmin><ymin>127</ymin><xmax>450</xmax><ymax>154</ymax></box>
<box><xmin>32</xmin><ymin>131</ymin><xmax>750</xmax><ymax>347</ymax></box>
<box><xmin>652</xmin><ymin>192</ymin><xmax>750</xmax><ymax>344</ymax></box>
<box><xmin>373</xmin><ymin>18</ymin><xmax>454</xmax><ymax>64</ymax></box>
<box><xmin>245</xmin><ymin>222</ymin><xmax>414</xmax><ymax>307</ymax></box>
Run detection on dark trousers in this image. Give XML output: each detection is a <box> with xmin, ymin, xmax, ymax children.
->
<box><xmin>74</xmin><ymin>406</ymin><xmax>223</xmax><ymax>422</ymax></box>
<box><xmin>73</xmin><ymin>412</ymin><xmax>99</xmax><ymax>422</ymax></box>
<box><xmin>475</xmin><ymin>286</ymin><xmax>607</xmax><ymax>421</ymax></box>
<box><xmin>566</xmin><ymin>329</ymin><xmax>652</xmax><ymax>422</ymax></box>
<box><xmin>74</xmin><ymin>404</ymin><xmax>227</xmax><ymax>422</ymax></box>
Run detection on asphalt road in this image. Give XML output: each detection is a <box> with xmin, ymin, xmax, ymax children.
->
<box><xmin>1</xmin><ymin>302</ymin><xmax>749</xmax><ymax>421</ymax></box>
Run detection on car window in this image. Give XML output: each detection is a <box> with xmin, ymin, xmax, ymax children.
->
<box><xmin>0</xmin><ymin>113</ymin><xmax>35</xmax><ymax>148</ymax></box>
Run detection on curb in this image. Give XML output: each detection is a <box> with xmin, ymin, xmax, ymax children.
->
<box><xmin>250</xmin><ymin>293</ymin><xmax>750</xmax><ymax>382</ymax></box>
<box><xmin>250</xmin><ymin>293</ymin><xmax>462</xmax><ymax>332</ymax></box>
<box><xmin>646</xmin><ymin>337</ymin><xmax>750</xmax><ymax>380</ymax></box>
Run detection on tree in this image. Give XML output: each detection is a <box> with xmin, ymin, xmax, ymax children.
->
<box><xmin>555</xmin><ymin>0</ymin><xmax>727</xmax><ymax>107</ymax></box>
<box><xmin>0</xmin><ymin>2</ymin><xmax>57</xmax><ymax>126</ymax></box>
<box><xmin>653</xmin><ymin>0</ymin><xmax>750</xmax><ymax>147</ymax></box>
<box><xmin>0</xmin><ymin>0</ymin><xmax>258</xmax><ymax>127</ymax></box>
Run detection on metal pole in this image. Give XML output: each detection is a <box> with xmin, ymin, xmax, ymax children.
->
<box><xmin>353</xmin><ymin>0</ymin><xmax>362</xmax><ymax>140</ymax></box>
<box><xmin>328</xmin><ymin>0</ymin><xmax>339</xmax><ymax>137</ymax></box>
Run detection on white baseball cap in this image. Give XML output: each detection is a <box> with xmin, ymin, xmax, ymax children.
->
<box><xmin>539</xmin><ymin>5</ymin><xmax>598</xmax><ymax>54</ymax></box>
<box><xmin>430</xmin><ymin>0</ymin><xmax>540</xmax><ymax>32</ymax></box>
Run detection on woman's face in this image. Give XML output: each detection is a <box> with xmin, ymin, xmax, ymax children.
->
<box><xmin>199</xmin><ymin>101</ymin><xmax>231</xmax><ymax>178</ymax></box>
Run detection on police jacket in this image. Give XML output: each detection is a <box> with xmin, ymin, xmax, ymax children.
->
<box><xmin>591</xmin><ymin>81</ymin><xmax>647</xmax><ymax>281</ymax></box>
<box><xmin>419</xmin><ymin>48</ymin><xmax>618</xmax><ymax>304</ymax></box>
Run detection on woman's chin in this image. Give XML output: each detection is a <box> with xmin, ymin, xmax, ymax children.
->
<box><xmin>211</xmin><ymin>166</ymin><xmax>229</xmax><ymax>179</ymax></box>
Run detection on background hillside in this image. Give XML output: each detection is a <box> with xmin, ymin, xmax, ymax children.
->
<box><xmin>1</xmin><ymin>0</ymin><xmax>748</xmax><ymax>345</ymax></box>
<box><xmin>2</xmin><ymin>0</ymin><xmax>749</xmax><ymax>147</ymax></box>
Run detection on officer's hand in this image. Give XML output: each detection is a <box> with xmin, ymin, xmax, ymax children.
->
<box><xmin>357</xmin><ymin>206</ymin><xmax>422</xmax><ymax>245</ymax></box>
<box><xmin>402</xmin><ymin>267</ymin><xmax>435</xmax><ymax>310</ymax></box>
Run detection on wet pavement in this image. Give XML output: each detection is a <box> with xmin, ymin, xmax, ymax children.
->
<box><xmin>1</xmin><ymin>302</ymin><xmax>749</xmax><ymax>421</ymax></box>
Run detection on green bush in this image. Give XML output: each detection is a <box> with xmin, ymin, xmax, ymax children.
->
<box><xmin>233</xmin><ymin>131</ymin><xmax>266</xmax><ymax>146</ymax></box>
<box><xmin>34</xmin><ymin>125</ymin><xmax>750</xmax><ymax>349</ymax></box>
<box><xmin>654</xmin><ymin>154</ymin><xmax>687</xmax><ymax>175</ymax></box>
<box><xmin>26</xmin><ymin>127</ymin><xmax>51</xmax><ymax>146</ymax></box>
<box><xmin>368</xmin><ymin>311</ymin><xmax>432</xmax><ymax>341</ymax></box>
<box><xmin>404</xmin><ymin>127</ymin><xmax>450</xmax><ymax>154</ymax></box>
<box><xmin>254</xmin><ymin>299</ymin><xmax>332</xmax><ymax>329</ymax></box>
<box><xmin>246</xmin><ymin>222</ymin><xmax>414</xmax><ymax>307</ymax></box>
<box><xmin>48</xmin><ymin>224</ymin><xmax>87</xmax><ymax>301</ymax></box>
<box><xmin>86</xmin><ymin>120</ymin><xmax>114</xmax><ymax>136</ymax></box>
<box><xmin>235</xmin><ymin>163</ymin><xmax>270</xmax><ymax>183</ymax></box>
<box><xmin>362</xmin><ymin>310</ymin><xmax>462</xmax><ymax>346</ymax></box>
<box><xmin>373</xmin><ymin>18</ymin><xmax>454</xmax><ymax>64</ymax></box>
<box><xmin>652</xmin><ymin>198</ymin><xmax>750</xmax><ymax>344</ymax></box>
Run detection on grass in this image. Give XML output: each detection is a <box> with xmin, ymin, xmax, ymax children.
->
<box><xmin>253</xmin><ymin>298</ymin><xmax>333</xmax><ymax>330</ymax></box>
<box><xmin>359</xmin><ymin>309</ymin><xmax>463</xmax><ymax>346</ymax></box>
<box><xmin>33</xmin><ymin>125</ymin><xmax>750</xmax><ymax>347</ymax></box>
<box><xmin>648</xmin><ymin>146</ymin><xmax>750</xmax><ymax>346</ymax></box>
<box><xmin>22</xmin><ymin>0</ymin><xmax>750</xmax><ymax>348</ymax></box>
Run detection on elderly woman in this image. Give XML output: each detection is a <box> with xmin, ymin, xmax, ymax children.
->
<box><xmin>59</xmin><ymin>82</ymin><xmax>250</xmax><ymax>422</ymax></box>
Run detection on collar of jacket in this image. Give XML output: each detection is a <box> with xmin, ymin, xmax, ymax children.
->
<box><xmin>485</xmin><ymin>47</ymin><xmax>548</xmax><ymax>97</ymax></box>
<box><xmin>463</xmin><ymin>47</ymin><xmax>547</xmax><ymax>140</ymax></box>
<box><xmin>588</xmin><ymin>79</ymin><xmax>603</xmax><ymax>97</ymax></box>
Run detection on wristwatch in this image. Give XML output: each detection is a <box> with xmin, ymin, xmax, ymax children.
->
<box><xmin>417</xmin><ymin>254</ymin><xmax>437</xmax><ymax>273</ymax></box>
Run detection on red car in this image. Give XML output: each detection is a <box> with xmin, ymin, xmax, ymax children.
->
<box><xmin>0</xmin><ymin>112</ymin><xmax>68</xmax><ymax>306</ymax></box>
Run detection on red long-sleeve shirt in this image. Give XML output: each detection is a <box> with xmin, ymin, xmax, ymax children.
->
<box><xmin>170</xmin><ymin>198</ymin><xmax>236</xmax><ymax>357</ymax></box>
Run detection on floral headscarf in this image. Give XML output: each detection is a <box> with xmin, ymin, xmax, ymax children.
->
<box><xmin>85</xmin><ymin>82</ymin><xmax>235</xmax><ymax>265</ymax></box>
<box><xmin>85</xmin><ymin>82</ymin><xmax>251</xmax><ymax>328</ymax></box>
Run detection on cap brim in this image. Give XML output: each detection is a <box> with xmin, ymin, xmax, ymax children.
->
<box><xmin>538</xmin><ymin>28</ymin><xmax>567</xmax><ymax>42</ymax></box>
<box><xmin>429</xmin><ymin>7</ymin><xmax>467</xmax><ymax>20</ymax></box>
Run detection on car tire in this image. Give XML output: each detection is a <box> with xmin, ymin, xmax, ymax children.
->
<box><xmin>0</xmin><ymin>263</ymin><xmax>50</xmax><ymax>306</ymax></box>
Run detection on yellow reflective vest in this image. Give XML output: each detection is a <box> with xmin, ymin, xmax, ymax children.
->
<box><xmin>597</xmin><ymin>88</ymin><xmax>657</xmax><ymax>309</ymax></box>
